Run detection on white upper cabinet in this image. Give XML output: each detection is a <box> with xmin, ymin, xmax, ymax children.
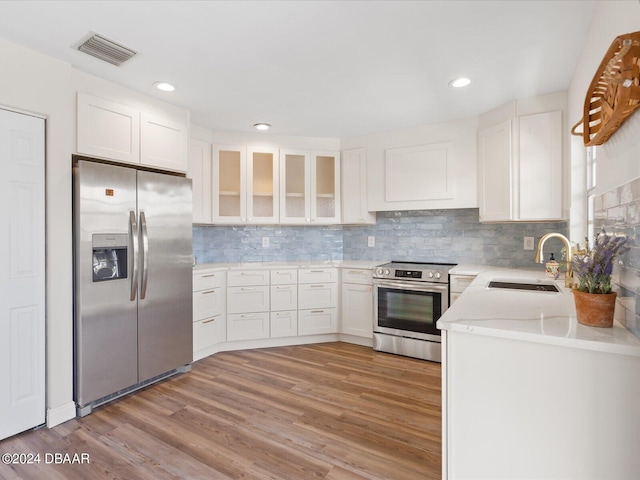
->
<box><xmin>140</xmin><ymin>113</ymin><xmax>189</xmax><ymax>172</ymax></box>
<box><xmin>341</xmin><ymin>148</ymin><xmax>375</xmax><ymax>224</ymax></box>
<box><xmin>77</xmin><ymin>92</ymin><xmax>140</xmax><ymax>164</ymax></box>
<box><xmin>478</xmin><ymin>95</ymin><xmax>564</xmax><ymax>222</ymax></box>
<box><xmin>212</xmin><ymin>146</ymin><xmax>279</xmax><ymax>224</ymax></box>
<box><xmin>76</xmin><ymin>92</ymin><xmax>189</xmax><ymax>172</ymax></box>
<box><xmin>385</xmin><ymin>142</ymin><xmax>455</xmax><ymax>202</ymax></box>
<box><xmin>280</xmin><ymin>149</ymin><xmax>340</xmax><ymax>224</ymax></box>
<box><xmin>212</xmin><ymin>145</ymin><xmax>247</xmax><ymax>224</ymax></box>
<box><xmin>188</xmin><ymin>139</ymin><xmax>212</xmax><ymax>224</ymax></box>
<box><xmin>364</xmin><ymin>117</ymin><xmax>478</xmax><ymax>212</ymax></box>
<box><xmin>518</xmin><ymin>111</ymin><xmax>562</xmax><ymax>221</ymax></box>
<box><xmin>247</xmin><ymin>147</ymin><xmax>279</xmax><ymax>224</ymax></box>
<box><xmin>478</xmin><ymin>120</ymin><xmax>513</xmax><ymax>222</ymax></box>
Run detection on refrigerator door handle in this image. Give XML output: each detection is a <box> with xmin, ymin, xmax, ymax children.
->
<box><xmin>129</xmin><ymin>210</ymin><xmax>139</xmax><ymax>301</ymax></box>
<box><xmin>139</xmin><ymin>211</ymin><xmax>149</xmax><ymax>300</ymax></box>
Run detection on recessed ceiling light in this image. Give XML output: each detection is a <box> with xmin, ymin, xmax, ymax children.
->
<box><xmin>154</xmin><ymin>81</ymin><xmax>175</xmax><ymax>92</ymax></box>
<box><xmin>449</xmin><ymin>77</ymin><xmax>471</xmax><ymax>88</ymax></box>
<box><xmin>253</xmin><ymin>123</ymin><xmax>271</xmax><ymax>131</ymax></box>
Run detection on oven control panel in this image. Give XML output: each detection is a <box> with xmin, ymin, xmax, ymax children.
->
<box><xmin>374</xmin><ymin>262</ymin><xmax>453</xmax><ymax>283</ymax></box>
<box><xmin>395</xmin><ymin>269</ymin><xmax>422</xmax><ymax>279</ymax></box>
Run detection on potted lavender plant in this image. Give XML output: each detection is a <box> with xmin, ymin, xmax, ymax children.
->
<box><xmin>571</xmin><ymin>229</ymin><xmax>628</xmax><ymax>327</ymax></box>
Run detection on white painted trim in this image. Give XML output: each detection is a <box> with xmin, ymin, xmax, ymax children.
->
<box><xmin>0</xmin><ymin>104</ymin><xmax>47</xmax><ymax>120</ymax></box>
<box><xmin>46</xmin><ymin>401</ymin><xmax>76</xmax><ymax>428</ymax></box>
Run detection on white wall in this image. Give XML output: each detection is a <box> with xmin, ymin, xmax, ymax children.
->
<box><xmin>569</xmin><ymin>1</ymin><xmax>640</xmax><ymax>238</ymax></box>
<box><xmin>0</xmin><ymin>38</ymin><xmax>75</xmax><ymax>425</ymax></box>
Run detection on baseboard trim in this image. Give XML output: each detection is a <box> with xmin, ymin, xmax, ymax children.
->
<box><xmin>46</xmin><ymin>401</ymin><xmax>76</xmax><ymax>428</ymax></box>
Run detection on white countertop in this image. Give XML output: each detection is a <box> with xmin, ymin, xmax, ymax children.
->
<box><xmin>449</xmin><ymin>264</ymin><xmax>501</xmax><ymax>276</ymax></box>
<box><xmin>194</xmin><ymin>260</ymin><xmax>387</xmax><ymax>271</ymax></box>
<box><xmin>438</xmin><ymin>268</ymin><xmax>640</xmax><ymax>357</ymax></box>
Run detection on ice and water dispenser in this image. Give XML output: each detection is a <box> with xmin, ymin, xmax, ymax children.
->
<box><xmin>92</xmin><ymin>234</ymin><xmax>128</xmax><ymax>282</ymax></box>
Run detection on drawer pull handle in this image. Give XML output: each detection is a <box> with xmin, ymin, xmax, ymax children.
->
<box><xmin>202</xmin><ymin>318</ymin><xmax>216</xmax><ymax>324</ymax></box>
<box><xmin>310</xmin><ymin>284</ymin><xmax>324</xmax><ymax>288</ymax></box>
<box><xmin>275</xmin><ymin>286</ymin><xmax>291</xmax><ymax>289</ymax></box>
<box><xmin>240</xmin><ymin>287</ymin><xmax>256</xmax><ymax>291</ymax></box>
<box><xmin>310</xmin><ymin>270</ymin><xmax>324</xmax><ymax>273</ymax></box>
<box><xmin>240</xmin><ymin>314</ymin><xmax>256</xmax><ymax>318</ymax></box>
<box><xmin>310</xmin><ymin>310</ymin><xmax>325</xmax><ymax>314</ymax></box>
<box><xmin>202</xmin><ymin>290</ymin><xmax>217</xmax><ymax>295</ymax></box>
<box><xmin>348</xmin><ymin>270</ymin><xmax>366</xmax><ymax>274</ymax></box>
<box><xmin>240</xmin><ymin>272</ymin><xmax>262</xmax><ymax>276</ymax></box>
<box><xmin>202</xmin><ymin>274</ymin><xmax>216</xmax><ymax>278</ymax></box>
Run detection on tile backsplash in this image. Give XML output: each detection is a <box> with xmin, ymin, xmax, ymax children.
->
<box><xmin>343</xmin><ymin>209</ymin><xmax>568</xmax><ymax>268</ymax></box>
<box><xmin>194</xmin><ymin>208</ymin><xmax>568</xmax><ymax>270</ymax></box>
<box><xmin>594</xmin><ymin>177</ymin><xmax>640</xmax><ymax>339</ymax></box>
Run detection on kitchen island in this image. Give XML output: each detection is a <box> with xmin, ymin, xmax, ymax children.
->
<box><xmin>437</xmin><ymin>268</ymin><xmax>640</xmax><ymax>479</ymax></box>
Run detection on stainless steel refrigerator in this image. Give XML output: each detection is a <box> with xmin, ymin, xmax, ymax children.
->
<box><xmin>73</xmin><ymin>158</ymin><xmax>193</xmax><ymax>416</ymax></box>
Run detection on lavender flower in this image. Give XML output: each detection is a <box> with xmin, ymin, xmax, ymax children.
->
<box><xmin>571</xmin><ymin>229</ymin><xmax>628</xmax><ymax>294</ymax></box>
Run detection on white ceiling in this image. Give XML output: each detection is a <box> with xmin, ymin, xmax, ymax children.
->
<box><xmin>0</xmin><ymin>0</ymin><xmax>597</xmax><ymax>138</ymax></box>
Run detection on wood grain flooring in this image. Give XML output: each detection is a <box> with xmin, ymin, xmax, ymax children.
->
<box><xmin>0</xmin><ymin>342</ymin><xmax>442</xmax><ymax>479</ymax></box>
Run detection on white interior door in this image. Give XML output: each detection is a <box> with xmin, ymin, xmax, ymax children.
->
<box><xmin>0</xmin><ymin>108</ymin><xmax>45</xmax><ymax>440</ymax></box>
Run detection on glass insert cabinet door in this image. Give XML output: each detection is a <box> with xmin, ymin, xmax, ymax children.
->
<box><xmin>247</xmin><ymin>147</ymin><xmax>279</xmax><ymax>224</ymax></box>
<box><xmin>312</xmin><ymin>152</ymin><xmax>340</xmax><ymax>223</ymax></box>
<box><xmin>212</xmin><ymin>146</ymin><xmax>279</xmax><ymax>224</ymax></box>
<box><xmin>279</xmin><ymin>149</ymin><xmax>340</xmax><ymax>224</ymax></box>
<box><xmin>280</xmin><ymin>149</ymin><xmax>310</xmax><ymax>223</ymax></box>
<box><xmin>213</xmin><ymin>145</ymin><xmax>246</xmax><ymax>223</ymax></box>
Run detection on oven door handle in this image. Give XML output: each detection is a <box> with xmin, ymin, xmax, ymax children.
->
<box><xmin>373</xmin><ymin>279</ymin><xmax>449</xmax><ymax>294</ymax></box>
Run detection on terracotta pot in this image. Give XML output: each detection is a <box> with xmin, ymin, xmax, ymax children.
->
<box><xmin>572</xmin><ymin>289</ymin><xmax>617</xmax><ymax>328</ymax></box>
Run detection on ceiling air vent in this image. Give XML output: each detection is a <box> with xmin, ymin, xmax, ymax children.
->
<box><xmin>77</xmin><ymin>33</ymin><xmax>137</xmax><ymax>66</ymax></box>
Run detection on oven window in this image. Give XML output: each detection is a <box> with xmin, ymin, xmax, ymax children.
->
<box><xmin>378</xmin><ymin>287</ymin><xmax>442</xmax><ymax>334</ymax></box>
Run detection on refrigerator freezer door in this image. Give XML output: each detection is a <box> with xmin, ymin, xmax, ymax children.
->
<box><xmin>137</xmin><ymin>171</ymin><xmax>193</xmax><ymax>381</ymax></box>
<box><xmin>74</xmin><ymin>161</ymin><xmax>139</xmax><ymax>406</ymax></box>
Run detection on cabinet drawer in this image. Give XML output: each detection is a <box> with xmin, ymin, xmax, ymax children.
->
<box><xmin>298</xmin><ymin>308</ymin><xmax>337</xmax><ymax>335</ymax></box>
<box><xmin>298</xmin><ymin>268</ymin><xmax>337</xmax><ymax>284</ymax></box>
<box><xmin>193</xmin><ymin>287</ymin><xmax>224</xmax><ymax>321</ymax></box>
<box><xmin>450</xmin><ymin>274</ymin><xmax>476</xmax><ymax>293</ymax></box>
<box><xmin>227</xmin><ymin>312</ymin><xmax>270</xmax><ymax>341</ymax></box>
<box><xmin>270</xmin><ymin>311</ymin><xmax>298</xmax><ymax>338</ymax></box>
<box><xmin>227</xmin><ymin>269</ymin><xmax>270</xmax><ymax>286</ymax></box>
<box><xmin>193</xmin><ymin>315</ymin><xmax>225</xmax><ymax>351</ymax></box>
<box><xmin>271</xmin><ymin>284</ymin><xmax>298</xmax><ymax>311</ymax></box>
<box><xmin>227</xmin><ymin>285</ymin><xmax>269</xmax><ymax>313</ymax></box>
<box><xmin>193</xmin><ymin>270</ymin><xmax>225</xmax><ymax>291</ymax></box>
<box><xmin>270</xmin><ymin>269</ymin><xmax>298</xmax><ymax>285</ymax></box>
<box><xmin>342</xmin><ymin>268</ymin><xmax>373</xmax><ymax>285</ymax></box>
<box><xmin>298</xmin><ymin>283</ymin><xmax>338</xmax><ymax>309</ymax></box>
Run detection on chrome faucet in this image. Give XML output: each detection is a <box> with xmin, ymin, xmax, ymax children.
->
<box><xmin>535</xmin><ymin>233</ymin><xmax>573</xmax><ymax>288</ymax></box>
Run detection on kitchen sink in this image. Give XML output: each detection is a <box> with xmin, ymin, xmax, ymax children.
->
<box><xmin>487</xmin><ymin>280</ymin><xmax>560</xmax><ymax>293</ymax></box>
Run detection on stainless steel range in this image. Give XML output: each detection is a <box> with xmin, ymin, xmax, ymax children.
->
<box><xmin>373</xmin><ymin>261</ymin><xmax>455</xmax><ymax>362</ymax></box>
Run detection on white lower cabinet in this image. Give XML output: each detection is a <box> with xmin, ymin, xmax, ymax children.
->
<box><xmin>298</xmin><ymin>308</ymin><xmax>338</xmax><ymax>336</ymax></box>
<box><xmin>227</xmin><ymin>286</ymin><xmax>270</xmax><ymax>314</ymax></box>
<box><xmin>226</xmin><ymin>269</ymin><xmax>270</xmax><ymax>341</ymax></box>
<box><xmin>227</xmin><ymin>312</ymin><xmax>270</xmax><ymax>341</ymax></box>
<box><xmin>298</xmin><ymin>283</ymin><xmax>338</xmax><ymax>309</ymax></box>
<box><xmin>450</xmin><ymin>274</ymin><xmax>476</xmax><ymax>304</ymax></box>
<box><xmin>271</xmin><ymin>310</ymin><xmax>298</xmax><ymax>338</ymax></box>
<box><xmin>193</xmin><ymin>269</ymin><xmax>226</xmax><ymax>360</ymax></box>
<box><xmin>340</xmin><ymin>282</ymin><xmax>373</xmax><ymax>338</ymax></box>
<box><xmin>194</xmin><ymin>265</ymin><xmax>381</xmax><ymax>358</ymax></box>
<box><xmin>298</xmin><ymin>267</ymin><xmax>338</xmax><ymax>334</ymax></box>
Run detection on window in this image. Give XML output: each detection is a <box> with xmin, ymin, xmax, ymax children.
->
<box><xmin>586</xmin><ymin>146</ymin><xmax>596</xmax><ymax>242</ymax></box>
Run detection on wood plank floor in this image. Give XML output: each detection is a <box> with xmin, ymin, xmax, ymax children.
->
<box><xmin>0</xmin><ymin>342</ymin><xmax>442</xmax><ymax>479</ymax></box>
